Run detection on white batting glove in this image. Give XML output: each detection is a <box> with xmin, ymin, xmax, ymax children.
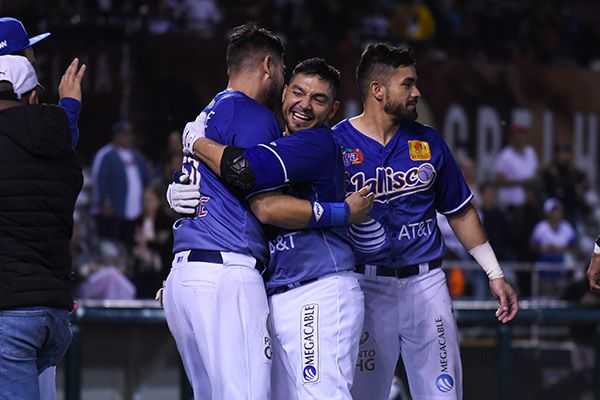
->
<box><xmin>166</xmin><ymin>172</ymin><xmax>200</xmax><ymax>214</ymax></box>
<box><xmin>182</xmin><ymin>111</ymin><xmax>208</xmax><ymax>156</ymax></box>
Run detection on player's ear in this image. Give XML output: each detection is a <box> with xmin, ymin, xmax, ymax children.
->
<box><xmin>26</xmin><ymin>89</ymin><xmax>39</xmax><ymax>105</ymax></box>
<box><xmin>370</xmin><ymin>81</ymin><xmax>384</xmax><ymax>102</ymax></box>
<box><xmin>327</xmin><ymin>100</ymin><xmax>341</xmax><ymax>122</ymax></box>
<box><xmin>262</xmin><ymin>55</ymin><xmax>273</xmax><ymax>78</ymax></box>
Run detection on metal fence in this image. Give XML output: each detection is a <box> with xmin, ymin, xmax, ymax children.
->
<box><xmin>64</xmin><ymin>298</ymin><xmax>600</xmax><ymax>400</ymax></box>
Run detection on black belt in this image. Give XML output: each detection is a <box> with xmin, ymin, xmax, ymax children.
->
<box><xmin>270</xmin><ymin>277</ymin><xmax>319</xmax><ymax>295</ymax></box>
<box><xmin>187</xmin><ymin>249</ymin><xmax>266</xmax><ymax>273</ymax></box>
<box><xmin>355</xmin><ymin>258</ymin><xmax>443</xmax><ymax>279</ymax></box>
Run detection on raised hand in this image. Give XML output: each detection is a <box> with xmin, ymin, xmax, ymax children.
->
<box><xmin>58</xmin><ymin>58</ymin><xmax>86</xmax><ymax>101</ymax></box>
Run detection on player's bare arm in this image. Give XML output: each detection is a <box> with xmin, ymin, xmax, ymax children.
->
<box><xmin>250</xmin><ymin>186</ymin><xmax>373</xmax><ymax>229</ymax></box>
<box><xmin>587</xmin><ymin>236</ymin><xmax>600</xmax><ymax>291</ymax></box>
<box><xmin>191</xmin><ymin>137</ymin><xmax>226</xmax><ymax>176</ymax></box>
<box><xmin>446</xmin><ymin>203</ymin><xmax>519</xmax><ymax>323</ymax></box>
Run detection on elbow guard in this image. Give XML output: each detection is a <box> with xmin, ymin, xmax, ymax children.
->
<box><xmin>220</xmin><ymin>146</ymin><xmax>255</xmax><ymax>190</ymax></box>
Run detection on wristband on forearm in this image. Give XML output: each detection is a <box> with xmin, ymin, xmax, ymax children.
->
<box><xmin>307</xmin><ymin>201</ymin><xmax>350</xmax><ymax>228</ymax></box>
<box><xmin>468</xmin><ymin>241</ymin><xmax>504</xmax><ymax>280</ymax></box>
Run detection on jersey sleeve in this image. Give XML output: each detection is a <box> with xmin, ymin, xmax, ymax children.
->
<box><xmin>58</xmin><ymin>97</ymin><xmax>81</xmax><ymax>149</ymax></box>
<box><xmin>243</xmin><ymin>127</ymin><xmax>336</xmax><ymax>193</ymax></box>
<box><xmin>434</xmin><ymin>138</ymin><xmax>473</xmax><ymax>214</ymax></box>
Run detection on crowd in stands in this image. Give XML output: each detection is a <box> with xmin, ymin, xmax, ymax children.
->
<box><xmin>6</xmin><ymin>0</ymin><xmax>600</xmax><ymax>68</ymax></box>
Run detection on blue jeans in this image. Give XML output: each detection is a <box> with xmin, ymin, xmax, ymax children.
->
<box><xmin>0</xmin><ymin>307</ymin><xmax>72</xmax><ymax>400</ymax></box>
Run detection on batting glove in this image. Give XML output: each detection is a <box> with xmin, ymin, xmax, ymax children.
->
<box><xmin>182</xmin><ymin>111</ymin><xmax>208</xmax><ymax>156</ymax></box>
<box><xmin>166</xmin><ymin>172</ymin><xmax>201</xmax><ymax>214</ymax></box>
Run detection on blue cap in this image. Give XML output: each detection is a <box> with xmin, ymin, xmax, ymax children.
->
<box><xmin>0</xmin><ymin>18</ymin><xmax>51</xmax><ymax>56</ymax></box>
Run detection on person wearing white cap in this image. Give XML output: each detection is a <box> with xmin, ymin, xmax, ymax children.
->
<box><xmin>529</xmin><ymin>198</ymin><xmax>576</xmax><ymax>296</ymax></box>
<box><xmin>0</xmin><ymin>53</ymin><xmax>86</xmax><ymax>400</ymax></box>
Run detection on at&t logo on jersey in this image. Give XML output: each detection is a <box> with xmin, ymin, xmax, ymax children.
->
<box><xmin>342</xmin><ymin>147</ymin><xmax>364</xmax><ymax>167</ymax></box>
<box><xmin>349</xmin><ymin>218</ymin><xmax>386</xmax><ymax>253</ymax></box>
<box><xmin>349</xmin><ymin>163</ymin><xmax>436</xmax><ymax>203</ymax></box>
<box><xmin>301</xmin><ymin>303</ymin><xmax>319</xmax><ymax>384</ymax></box>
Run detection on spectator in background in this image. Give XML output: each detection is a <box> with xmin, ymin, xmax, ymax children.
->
<box><xmin>173</xmin><ymin>0</ymin><xmax>222</xmax><ymax>38</ymax></box>
<box><xmin>542</xmin><ymin>141</ymin><xmax>589</xmax><ymax>228</ymax></box>
<box><xmin>76</xmin><ymin>239</ymin><xmax>136</xmax><ymax>300</ymax></box>
<box><xmin>493</xmin><ymin>124</ymin><xmax>540</xmax><ymax>262</ymax></box>
<box><xmin>132</xmin><ymin>185</ymin><xmax>175</xmax><ymax>298</ymax></box>
<box><xmin>91</xmin><ymin>120</ymin><xmax>151</xmax><ymax>248</ymax></box>
<box><xmin>0</xmin><ymin>51</ymin><xmax>86</xmax><ymax>399</ymax></box>
<box><xmin>530</xmin><ymin>198</ymin><xmax>576</xmax><ymax>296</ymax></box>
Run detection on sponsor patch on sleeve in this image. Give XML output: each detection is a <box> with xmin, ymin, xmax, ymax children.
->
<box><xmin>342</xmin><ymin>147</ymin><xmax>364</xmax><ymax>167</ymax></box>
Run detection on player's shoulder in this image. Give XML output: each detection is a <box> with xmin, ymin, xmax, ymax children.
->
<box><xmin>215</xmin><ymin>90</ymin><xmax>272</xmax><ymax>118</ymax></box>
<box><xmin>331</xmin><ymin>118</ymin><xmax>353</xmax><ymax>137</ymax></box>
<box><xmin>294</xmin><ymin>126</ymin><xmax>336</xmax><ymax>146</ymax></box>
<box><xmin>406</xmin><ymin>121</ymin><xmax>442</xmax><ymax>141</ymax></box>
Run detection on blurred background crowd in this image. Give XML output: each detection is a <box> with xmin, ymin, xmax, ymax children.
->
<box><xmin>3</xmin><ymin>0</ymin><xmax>600</xmax><ymax>302</ymax></box>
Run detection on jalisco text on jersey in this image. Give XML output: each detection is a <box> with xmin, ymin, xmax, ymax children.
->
<box><xmin>349</xmin><ymin>163</ymin><xmax>436</xmax><ymax>203</ymax></box>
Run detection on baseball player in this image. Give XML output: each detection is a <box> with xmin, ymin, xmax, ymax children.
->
<box><xmin>162</xmin><ymin>23</ymin><xmax>286</xmax><ymax>400</ymax></box>
<box><xmin>181</xmin><ymin>58</ymin><xmax>373</xmax><ymax>399</ymax></box>
<box><xmin>331</xmin><ymin>43</ymin><xmax>519</xmax><ymax>400</ymax></box>
<box><xmin>586</xmin><ymin>234</ymin><xmax>600</xmax><ymax>290</ymax></box>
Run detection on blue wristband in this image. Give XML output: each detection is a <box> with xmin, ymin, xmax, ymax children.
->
<box><xmin>308</xmin><ymin>201</ymin><xmax>350</xmax><ymax>228</ymax></box>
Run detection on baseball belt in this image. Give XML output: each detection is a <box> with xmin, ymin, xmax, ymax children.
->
<box><xmin>355</xmin><ymin>258</ymin><xmax>443</xmax><ymax>279</ymax></box>
<box><xmin>187</xmin><ymin>249</ymin><xmax>266</xmax><ymax>273</ymax></box>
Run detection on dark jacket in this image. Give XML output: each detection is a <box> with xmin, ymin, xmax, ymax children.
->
<box><xmin>0</xmin><ymin>103</ymin><xmax>83</xmax><ymax>310</ymax></box>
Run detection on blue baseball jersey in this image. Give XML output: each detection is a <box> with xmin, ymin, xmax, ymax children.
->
<box><xmin>332</xmin><ymin>119</ymin><xmax>473</xmax><ymax>268</ymax></box>
<box><xmin>243</xmin><ymin>126</ymin><xmax>355</xmax><ymax>293</ymax></box>
<box><xmin>173</xmin><ymin>90</ymin><xmax>281</xmax><ymax>264</ymax></box>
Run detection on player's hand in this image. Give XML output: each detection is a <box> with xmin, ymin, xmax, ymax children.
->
<box><xmin>346</xmin><ymin>186</ymin><xmax>374</xmax><ymax>224</ymax></box>
<box><xmin>587</xmin><ymin>254</ymin><xmax>600</xmax><ymax>291</ymax></box>
<box><xmin>182</xmin><ymin>111</ymin><xmax>208</xmax><ymax>156</ymax></box>
<box><xmin>489</xmin><ymin>277</ymin><xmax>519</xmax><ymax>323</ymax></box>
<box><xmin>166</xmin><ymin>171</ymin><xmax>200</xmax><ymax>214</ymax></box>
<box><xmin>59</xmin><ymin>58</ymin><xmax>87</xmax><ymax>101</ymax></box>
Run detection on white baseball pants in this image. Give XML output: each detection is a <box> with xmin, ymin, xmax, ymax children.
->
<box><xmin>163</xmin><ymin>250</ymin><xmax>271</xmax><ymax>400</ymax></box>
<box><xmin>351</xmin><ymin>268</ymin><xmax>463</xmax><ymax>400</ymax></box>
<box><xmin>269</xmin><ymin>272</ymin><xmax>364</xmax><ymax>400</ymax></box>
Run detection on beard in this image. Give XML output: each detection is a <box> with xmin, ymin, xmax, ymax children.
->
<box><xmin>264</xmin><ymin>79</ymin><xmax>283</xmax><ymax>112</ymax></box>
<box><xmin>384</xmin><ymin>99</ymin><xmax>418</xmax><ymax>123</ymax></box>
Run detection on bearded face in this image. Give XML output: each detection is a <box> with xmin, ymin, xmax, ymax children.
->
<box><xmin>381</xmin><ymin>65</ymin><xmax>420</xmax><ymax>124</ymax></box>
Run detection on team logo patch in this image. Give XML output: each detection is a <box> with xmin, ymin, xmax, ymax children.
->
<box><xmin>408</xmin><ymin>140</ymin><xmax>431</xmax><ymax>161</ymax></box>
<box><xmin>435</xmin><ymin>374</ymin><xmax>454</xmax><ymax>393</ymax></box>
<box><xmin>301</xmin><ymin>303</ymin><xmax>319</xmax><ymax>383</ymax></box>
<box><xmin>342</xmin><ymin>147</ymin><xmax>364</xmax><ymax>167</ymax></box>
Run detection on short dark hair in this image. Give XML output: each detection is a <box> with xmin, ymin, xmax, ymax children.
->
<box><xmin>226</xmin><ymin>22</ymin><xmax>285</xmax><ymax>76</ymax></box>
<box><xmin>356</xmin><ymin>43</ymin><xmax>416</xmax><ymax>100</ymax></box>
<box><xmin>290</xmin><ymin>57</ymin><xmax>341</xmax><ymax>99</ymax></box>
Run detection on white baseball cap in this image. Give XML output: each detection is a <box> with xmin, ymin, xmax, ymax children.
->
<box><xmin>0</xmin><ymin>54</ymin><xmax>39</xmax><ymax>99</ymax></box>
<box><xmin>543</xmin><ymin>197</ymin><xmax>562</xmax><ymax>215</ymax></box>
